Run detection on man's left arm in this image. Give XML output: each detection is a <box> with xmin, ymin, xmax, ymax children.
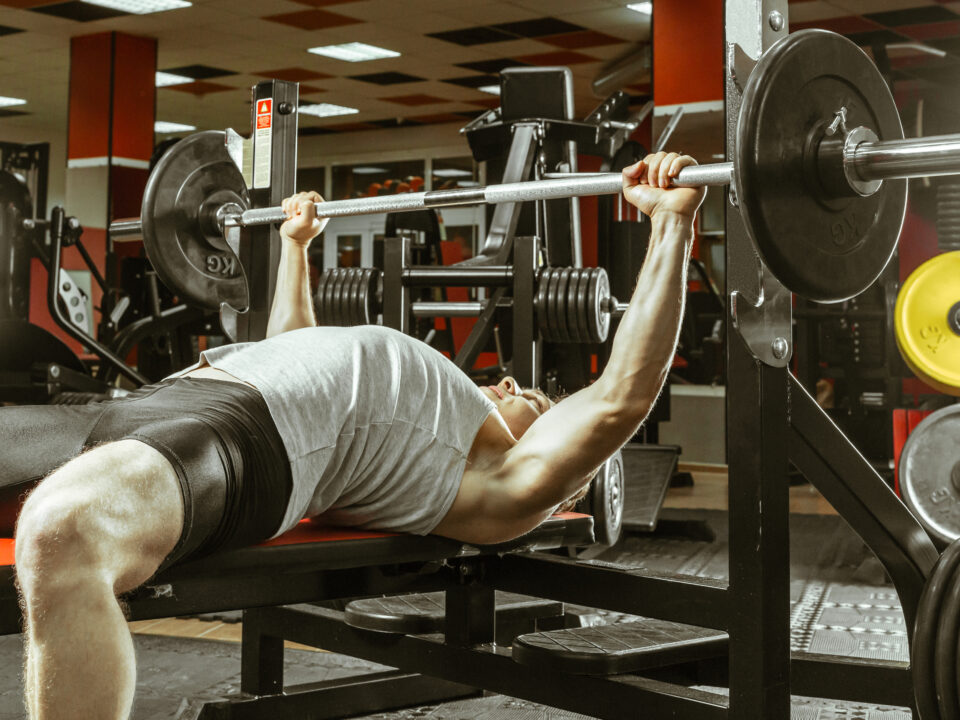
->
<box><xmin>266</xmin><ymin>191</ymin><xmax>327</xmax><ymax>338</ymax></box>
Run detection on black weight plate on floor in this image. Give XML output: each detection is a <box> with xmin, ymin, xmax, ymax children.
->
<box><xmin>141</xmin><ymin>131</ymin><xmax>250</xmax><ymax>311</ymax></box>
<box><xmin>555</xmin><ymin>268</ymin><xmax>573</xmax><ymax>343</ymax></box>
<box><xmin>545</xmin><ymin>269</ymin><xmax>563</xmax><ymax>342</ymax></box>
<box><xmin>914</xmin><ymin>539</ymin><xmax>960</xmax><ymax>720</ymax></box>
<box><xmin>565</xmin><ymin>268</ymin><xmax>584</xmax><ymax>343</ymax></box>
<box><xmin>935</xmin><ymin>561</ymin><xmax>960</xmax><ymax>720</ymax></box>
<box><xmin>736</xmin><ymin>30</ymin><xmax>906</xmax><ymax>303</ymax></box>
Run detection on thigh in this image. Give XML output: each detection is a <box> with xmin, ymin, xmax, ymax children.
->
<box><xmin>19</xmin><ymin>439</ymin><xmax>184</xmax><ymax>592</ymax></box>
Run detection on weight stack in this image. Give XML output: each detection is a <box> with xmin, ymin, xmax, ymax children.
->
<box><xmin>937</xmin><ymin>180</ymin><xmax>960</xmax><ymax>251</ymax></box>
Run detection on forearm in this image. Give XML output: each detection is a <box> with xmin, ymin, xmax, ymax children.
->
<box><xmin>266</xmin><ymin>239</ymin><xmax>316</xmax><ymax>337</ymax></box>
<box><xmin>600</xmin><ymin>211</ymin><xmax>695</xmax><ymax>417</ymax></box>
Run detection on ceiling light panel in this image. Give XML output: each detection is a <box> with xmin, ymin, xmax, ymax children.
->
<box><xmin>155</xmin><ymin>71</ymin><xmax>193</xmax><ymax>87</ymax></box>
<box><xmin>83</xmin><ymin>0</ymin><xmax>191</xmax><ymax>13</ymax></box>
<box><xmin>477</xmin><ymin>85</ymin><xmax>500</xmax><ymax>95</ymax></box>
<box><xmin>627</xmin><ymin>2</ymin><xmax>652</xmax><ymax>14</ymax></box>
<box><xmin>308</xmin><ymin>43</ymin><xmax>401</xmax><ymax>63</ymax></box>
<box><xmin>299</xmin><ymin>103</ymin><xmax>359</xmax><ymax>118</ymax></box>
<box><xmin>155</xmin><ymin>120</ymin><xmax>196</xmax><ymax>133</ymax></box>
<box><xmin>0</xmin><ymin>96</ymin><xmax>26</xmax><ymax>107</ymax></box>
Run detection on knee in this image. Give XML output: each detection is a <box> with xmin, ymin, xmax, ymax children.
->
<box><xmin>15</xmin><ymin>492</ymin><xmax>101</xmax><ymax>598</ymax></box>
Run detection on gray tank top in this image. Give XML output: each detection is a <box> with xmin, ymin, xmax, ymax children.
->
<box><xmin>190</xmin><ymin>326</ymin><xmax>496</xmax><ymax>536</ymax></box>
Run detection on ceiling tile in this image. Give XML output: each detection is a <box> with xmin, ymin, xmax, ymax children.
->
<box><xmin>791</xmin><ymin>14</ymin><xmax>883</xmax><ymax>31</ymax></box>
<box><xmin>255</xmin><ymin>67</ymin><xmax>333</xmax><ymax>81</ymax></box>
<box><xmin>0</xmin><ymin>22</ymin><xmax>21</xmax><ymax>34</ymax></box>
<box><xmin>427</xmin><ymin>25</ymin><xmax>516</xmax><ymax>46</ymax></box>
<box><xmin>262</xmin><ymin>8</ymin><xmax>363</xmax><ymax>30</ymax></box>
<box><xmin>0</xmin><ymin>108</ymin><xmax>28</xmax><ymax>117</ymax></box>
<box><xmin>514</xmin><ymin>50</ymin><xmax>597</xmax><ymax>65</ymax></box>
<box><xmin>298</xmin><ymin>84</ymin><xmax>327</xmax><ymax>95</ymax></box>
<box><xmin>541</xmin><ymin>29</ymin><xmax>626</xmax><ymax>48</ymax></box>
<box><xmin>162</xmin><ymin>64</ymin><xmax>237</xmax><ymax>80</ymax></box>
<box><xmin>455</xmin><ymin>57</ymin><xmax>529</xmax><ymax>73</ymax></box>
<box><xmin>408</xmin><ymin>112</ymin><xmax>468</xmax><ymax>124</ymax></box>
<box><xmin>349</xmin><ymin>71</ymin><xmax>425</xmax><ymax>84</ymax></box>
<box><xmin>164</xmin><ymin>80</ymin><xmax>238</xmax><ymax>96</ymax></box>
<box><xmin>290</xmin><ymin>0</ymin><xmax>365</xmax><ymax>5</ymax></box>
<box><xmin>29</xmin><ymin>1</ymin><xmax>127</xmax><ymax>21</ymax></box>
<box><xmin>865</xmin><ymin>4</ymin><xmax>958</xmax><ymax>24</ymax></box>
<box><xmin>379</xmin><ymin>93</ymin><xmax>449</xmax><ymax>106</ymax></box>
<box><xmin>0</xmin><ymin>0</ymin><xmax>62</xmax><ymax>7</ymax></box>
<box><xmin>442</xmin><ymin>74</ymin><xmax>500</xmax><ymax>88</ymax></box>
<box><xmin>493</xmin><ymin>17</ymin><xmax>585</xmax><ymax>37</ymax></box>
<box><xmin>844</xmin><ymin>27</ymin><xmax>911</xmax><ymax>44</ymax></box>
<box><xmin>901</xmin><ymin>18</ymin><xmax>960</xmax><ymax>36</ymax></box>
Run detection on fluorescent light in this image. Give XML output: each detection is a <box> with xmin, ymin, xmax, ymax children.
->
<box><xmin>627</xmin><ymin>2</ymin><xmax>652</xmax><ymax>14</ymax></box>
<box><xmin>156</xmin><ymin>71</ymin><xmax>193</xmax><ymax>87</ymax></box>
<box><xmin>83</xmin><ymin>0</ymin><xmax>191</xmax><ymax>13</ymax></box>
<box><xmin>299</xmin><ymin>103</ymin><xmax>359</xmax><ymax>118</ymax></box>
<box><xmin>155</xmin><ymin>120</ymin><xmax>195</xmax><ymax>133</ymax></box>
<box><xmin>0</xmin><ymin>96</ymin><xmax>26</xmax><ymax>108</ymax></box>
<box><xmin>457</xmin><ymin>180</ymin><xmax>480</xmax><ymax>187</ymax></box>
<box><xmin>308</xmin><ymin>42</ymin><xmax>400</xmax><ymax>63</ymax></box>
<box><xmin>477</xmin><ymin>85</ymin><xmax>500</xmax><ymax>95</ymax></box>
<box><xmin>432</xmin><ymin>168</ymin><xmax>473</xmax><ymax>178</ymax></box>
<box><xmin>352</xmin><ymin>167</ymin><xmax>388</xmax><ymax>175</ymax></box>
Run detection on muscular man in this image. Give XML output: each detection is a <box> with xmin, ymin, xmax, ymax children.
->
<box><xmin>7</xmin><ymin>151</ymin><xmax>703</xmax><ymax>720</ymax></box>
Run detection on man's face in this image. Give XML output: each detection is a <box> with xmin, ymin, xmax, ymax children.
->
<box><xmin>480</xmin><ymin>376</ymin><xmax>550</xmax><ymax>439</ymax></box>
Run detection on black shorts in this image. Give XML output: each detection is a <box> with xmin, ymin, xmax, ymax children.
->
<box><xmin>0</xmin><ymin>378</ymin><xmax>292</xmax><ymax>567</ymax></box>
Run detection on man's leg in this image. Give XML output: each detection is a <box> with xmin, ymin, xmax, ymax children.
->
<box><xmin>14</xmin><ymin>439</ymin><xmax>184</xmax><ymax>720</ymax></box>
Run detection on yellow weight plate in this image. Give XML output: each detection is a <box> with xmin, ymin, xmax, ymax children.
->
<box><xmin>895</xmin><ymin>250</ymin><xmax>960</xmax><ymax>395</ymax></box>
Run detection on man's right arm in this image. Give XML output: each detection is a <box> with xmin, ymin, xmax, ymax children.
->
<box><xmin>485</xmin><ymin>153</ymin><xmax>705</xmax><ymax>536</ymax></box>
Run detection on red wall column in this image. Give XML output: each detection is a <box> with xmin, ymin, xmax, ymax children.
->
<box><xmin>30</xmin><ymin>31</ymin><xmax>156</xmax><ymax>354</ymax></box>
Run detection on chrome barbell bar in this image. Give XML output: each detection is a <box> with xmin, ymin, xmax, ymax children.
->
<box><xmin>108</xmin><ymin>131</ymin><xmax>960</xmax><ymax>239</ymax></box>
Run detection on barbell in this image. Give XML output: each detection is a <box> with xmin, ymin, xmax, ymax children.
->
<box><xmin>110</xmin><ymin>30</ymin><xmax>960</xmax><ymax>311</ymax></box>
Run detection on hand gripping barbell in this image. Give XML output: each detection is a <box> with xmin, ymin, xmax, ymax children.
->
<box><xmin>110</xmin><ymin>30</ymin><xmax>960</xmax><ymax>311</ymax></box>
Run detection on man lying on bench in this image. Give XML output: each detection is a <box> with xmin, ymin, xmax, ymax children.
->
<box><xmin>3</xmin><ymin>151</ymin><xmax>703</xmax><ymax>720</ymax></box>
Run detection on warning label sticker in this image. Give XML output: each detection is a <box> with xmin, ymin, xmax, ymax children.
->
<box><xmin>254</xmin><ymin>98</ymin><xmax>272</xmax><ymax>189</ymax></box>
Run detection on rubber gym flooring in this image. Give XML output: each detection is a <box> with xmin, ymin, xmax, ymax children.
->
<box><xmin>0</xmin><ymin>496</ymin><xmax>911</xmax><ymax>718</ymax></box>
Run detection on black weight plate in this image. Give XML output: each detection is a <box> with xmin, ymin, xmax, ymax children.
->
<box><xmin>556</xmin><ymin>268</ymin><xmax>573</xmax><ymax>343</ymax></box>
<box><xmin>573</xmin><ymin>268</ymin><xmax>589</xmax><ymax>344</ymax></box>
<box><xmin>141</xmin><ymin>131</ymin><xmax>250</xmax><ymax>311</ymax></box>
<box><xmin>736</xmin><ymin>30</ymin><xmax>906</xmax><ymax>303</ymax></box>
<box><xmin>535</xmin><ymin>269</ymin><xmax>552</xmax><ymax>339</ymax></box>
<box><xmin>566</xmin><ymin>269</ymin><xmax>584</xmax><ymax>343</ymax></box>
<box><xmin>358</xmin><ymin>269</ymin><xmax>373</xmax><ymax>324</ymax></box>
<box><xmin>545</xmin><ymin>269</ymin><xmax>563</xmax><ymax>342</ymax></box>
<box><xmin>914</xmin><ymin>540</ymin><xmax>960</xmax><ymax>720</ymax></box>
<box><xmin>323</xmin><ymin>269</ymin><xmax>340</xmax><ymax>326</ymax></box>
<box><xmin>336</xmin><ymin>269</ymin><xmax>353</xmax><ymax>326</ymax></box>
<box><xmin>585</xmin><ymin>269</ymin><xmax>601</xmax><ymax>344</ymax></box>
<box><xmin>315</xmin><ymin>271</ymin><xmax>332</xmax><ymax>324</ymax></box>
<box><xmin>935</xmin><ymin>564</ymin><xmax>960</xmax><ymax>720</ymax></box>
<box><xmin>348</xmin><ymin>269</ymin><xmax>364</xmax><ymax>325</ymax></box>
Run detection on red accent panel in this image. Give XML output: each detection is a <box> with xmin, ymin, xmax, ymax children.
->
<box><xmin>578</xmin><ymin>154</ymin><xmax>601</xmax><ymax>269</ymax></box>
<box><xmin>437</xmin><ymin>240</ymin><xmax>498</xmax><ymax>369</ymax></box>
<box><xmin>892</xmin><ymin>408</ymin><xmax>908</xmax><ymax>495</ymax></box>
<box><xmin>653</xmin><ymin>0</ymin><xmax>723</xmax><ymax>107</ymax></box>
<box><xmin>68</xmin><ymin>33</ymin><xmax>113</xmax><ymax>160</ymax></box>
<box><xmin>0</xmin><ymin>539</ymin><xmax>13</xmax><ymax>567</ymax></box>
<box><xmin>111</xmin><ymin>33</ymin><xmax>156</xmax><ymax>162</ymax></box>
